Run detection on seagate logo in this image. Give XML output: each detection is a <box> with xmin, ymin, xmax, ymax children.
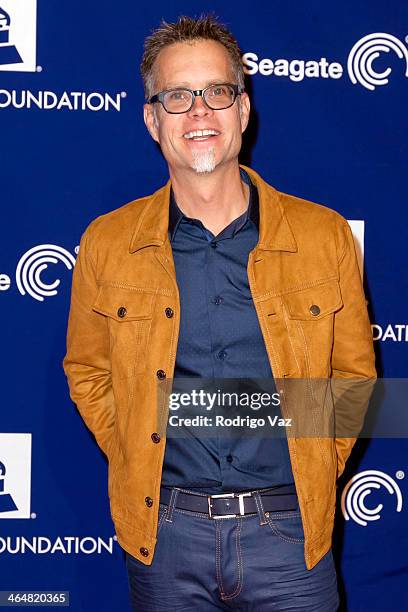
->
<box><xmin>15</xmin><ymin>245</ymin><xmax>77</xmax><ymax>302</ymax></box>
<box><xmin>341</xmin><ymin>469</ymin><xmax>403</xmax><ymax>526</ymax></box>
<box><xmin>347</xmin><ymin>33</ymin><xmax>408</xmax><ymax>91</ymax></box>
<box><xmin>243</xmin><ymin>32</ymin><xmax>408</xmax><ymax>90</ymax></box>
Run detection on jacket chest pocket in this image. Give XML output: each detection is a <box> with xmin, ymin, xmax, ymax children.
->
<box><xmin>281</xmin><ymin>279</ymin><xmax>343</xmax><ymax>376</ymax></box>
<box><xmin>282</xmin><ymin>279</ymin><xmax>343</xmax><ymax>321</ymax></box>
<box><xmin>92</xmin><ymin>285</ymin><xmax>155</xmax><ymax>379</ymax></box>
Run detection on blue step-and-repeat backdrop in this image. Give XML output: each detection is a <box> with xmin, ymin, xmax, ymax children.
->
<box><xmin>0</xmin><ymin>1</ymin><xmax>407</xmax><ymax>610</ymax></box>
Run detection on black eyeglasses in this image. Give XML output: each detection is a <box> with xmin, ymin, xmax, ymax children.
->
<box><xmin>148</xmin><ymin>83</ymin><xmax>244</xmax><ymax>114</ymax></box>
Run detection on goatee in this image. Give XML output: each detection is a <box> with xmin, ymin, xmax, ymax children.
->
<box><xmin>191</xmin><ymin>148</ymin><xmax>216</xmax><ymax>173</ymax></box>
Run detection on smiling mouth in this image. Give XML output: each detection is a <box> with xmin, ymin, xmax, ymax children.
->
<box><xmin>183</xmin><ymin>129</ymin><xmax>220</xmax><ymax>140</ymax></box>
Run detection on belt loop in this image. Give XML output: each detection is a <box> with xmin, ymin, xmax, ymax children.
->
<box><xmin>253</xmin><ymin>490</ymin><xmax>268</xmax><ymax>526</ymax></box>
<box><xmin>165</xmin><ymin>487</ymin><xmax>180</xmax><ymax>523</ymax></box>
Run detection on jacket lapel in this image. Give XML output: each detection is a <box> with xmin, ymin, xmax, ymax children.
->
<box><xmin>128</xmin><ymin>164</ymin><xmax>298</xmax><ymax>258</ymax></box>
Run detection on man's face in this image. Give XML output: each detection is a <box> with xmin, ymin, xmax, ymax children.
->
<box><xmin>143</xmin><ymin>39</ymin><xmax>250</xmax><ymax>175</ymax></box>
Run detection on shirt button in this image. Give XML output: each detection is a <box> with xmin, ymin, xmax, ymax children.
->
<box><xmin>139</xmin><ymin>547</ymin><xmax>149</xmax><ymax>557</ymax></box>
<box><xmin>210</xmin><ymin>241</ymin><xmax>217</xmax><ymax>249</ymax></box>
<box><xmin>151</xmin><ymin>432</ymin><xmax>161</xmax><ymax>443</ymax></box>
<box><xmin>165</xmin><ymin>307</ymin><xmax>174</xmax><ymax>318</ymax></box>
<box><xmin>156</xmin><ymin>369</ymin><xmax>166</xmax><ymax>380</ymax></box>
<box><xmin>309</xmin><ymin>304</ymin><xmax>321</xmax><ymax>316</ymax></box>
<box><xmin>213</xmin><ymin>296</ymin><xmax>223</xmax><ymax>305</ymax></box>
<box><xmin>117</xmin><ymin>306</ymin><xmax>127</xmax><ymax>318</ymax></box>
<box><xmin>226</xmin><ymin>454</ymin><xmax>233</xmax><ymax>463</ymax></box>
<box><xmin>145</xmin><ymin>496</ymin><xmax>153</xmax><ymax>507</ymax></box>
<box><xmin>217</xmin><ymin>350</ymin><xmax>227</xmax><ymax>360</ymax></box>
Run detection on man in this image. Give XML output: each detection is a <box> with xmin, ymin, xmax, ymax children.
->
<box><xmin>63</xmin><ymin>15</ymin><xmax>376</xmax><ymax>611</ymax></box>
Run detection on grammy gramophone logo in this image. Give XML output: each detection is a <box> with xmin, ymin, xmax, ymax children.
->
<box><xmin>0</xmin><ymin>6</ymin><xmax>23</xmax><ymax>65</ymax></box>
<box><xmin>0</xmin><ymin>434</ymin><xmax>32</xmax><ymax>518</ymax></box>
<box><xmin>0</xmin><ymin>460</ymin><xmax>18</xmax><ymax>513</ymax></box>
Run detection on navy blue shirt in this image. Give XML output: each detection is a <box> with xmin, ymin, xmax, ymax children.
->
<box><xmin>161</xmin><ymin>169</ymin><xmax>294</xmax><ymax>492</ymax></box>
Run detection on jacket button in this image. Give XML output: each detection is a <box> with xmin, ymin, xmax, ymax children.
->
<box><xmin>151</xmin><ymin>432</ymin><xmax>161</xmax><ymax>443</ymax></box>
<box><xmin>165</xmin><ymin>307</ymin><xmax>174</xmax><ymax>318</ymax></box>
<box><xmin>139</xmin><ymin>547</ymin><xmax>149</xmax><ymax>557</ymax></box>
<box><xmin>145</xmin><ymin>496</ymin><xmax>153</xmax><ymax>507</ymax></box>
<box><xmin>309</xmin><ymin>304</ymin><xmax>320</xmax><ymax>316</ymax></box>
<box><xmin>156</xmin><ymin>369</ymin><xmax>166</xmax><ymax>380</ymax></box>
<box><xmin>117</xmin><ymin>306</ymin><xmax>127</xmax><ymax>318</ymax></box>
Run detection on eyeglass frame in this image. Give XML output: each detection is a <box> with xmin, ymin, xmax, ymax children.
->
<box><xmin>147</xmin><ymin>83</ymin><xmax>245</xmax><ymax>114</ymax></box>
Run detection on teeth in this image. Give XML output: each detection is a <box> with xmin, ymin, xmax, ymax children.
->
<box><xmin>183</xmin><ymin>129</ymin><xmax>219</xmax><ymax>139</ymax></box>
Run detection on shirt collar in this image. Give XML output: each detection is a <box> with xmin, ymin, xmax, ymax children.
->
<box><xmin>168</xmin><ymin>167</ymin><xmax>259</xmax><ymax>242</ymax></box>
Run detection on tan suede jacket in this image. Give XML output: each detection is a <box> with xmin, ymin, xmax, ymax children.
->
<box><xmin>63</xmin><ymin>165</ymin><xmax>376</xmax><ymax>569</ymax></box>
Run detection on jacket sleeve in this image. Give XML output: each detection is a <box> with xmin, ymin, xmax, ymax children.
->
<box><xmin>62</xmin><ymin>225</ymin><xmax>115</xmax><ymax>457</ymax></box>
<box><xmin>331</xmin><ymin>219</ymin><xmax>377</xmax><ymax>478</ymax></box>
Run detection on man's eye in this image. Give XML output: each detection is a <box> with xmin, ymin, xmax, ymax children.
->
<box><xmin>169</xmin><ymin>90</ymin><xmax>188</xmax><ymax>101</ymax></box>
<box><xmin>210</xmin><ymin>86</ymin><xmax>228</xmax><ymax>96</ymax></box>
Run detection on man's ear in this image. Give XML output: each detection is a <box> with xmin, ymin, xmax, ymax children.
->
<box><xmin>239</xmin><ymin>92</ymin><xmax>251</xmax><ymax>134</ymax></box>
<box><xmin>143</xmin><ymin>103</ymin><xmax>159</xmax><ymax>143</ymax></box>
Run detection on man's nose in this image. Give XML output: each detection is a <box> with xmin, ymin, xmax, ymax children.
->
<box><xmin>187</xmin><ymin>94</ymin><xmax>213</xmax><ymax>118</ymax></box>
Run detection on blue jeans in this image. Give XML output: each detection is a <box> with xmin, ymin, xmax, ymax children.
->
<box><xmin>125</xmin><ymin>488</ymin><xmax>339</xmax><ymax>611</ymax></box>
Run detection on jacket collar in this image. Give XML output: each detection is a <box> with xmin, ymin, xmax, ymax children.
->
<box><xmin>129</xmin><ymin>164</ymin><xmax>297</xmax><ymax>254</ymax></box>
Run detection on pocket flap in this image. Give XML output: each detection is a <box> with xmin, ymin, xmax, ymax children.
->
<box><xmin>92</xmin><ymin>284</ymin><xmax>154</xmax><ymax>321</ymax></box>
<box><xmin>283</xmin><ymin>280</ymin><xmax>343</xmax><ymax>320</ymax></box>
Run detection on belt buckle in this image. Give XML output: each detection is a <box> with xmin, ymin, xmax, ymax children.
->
<box><xmin>207</xmin><ymin>491</ymin><xmax>252</xmax><ymax>519</ymax></box>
